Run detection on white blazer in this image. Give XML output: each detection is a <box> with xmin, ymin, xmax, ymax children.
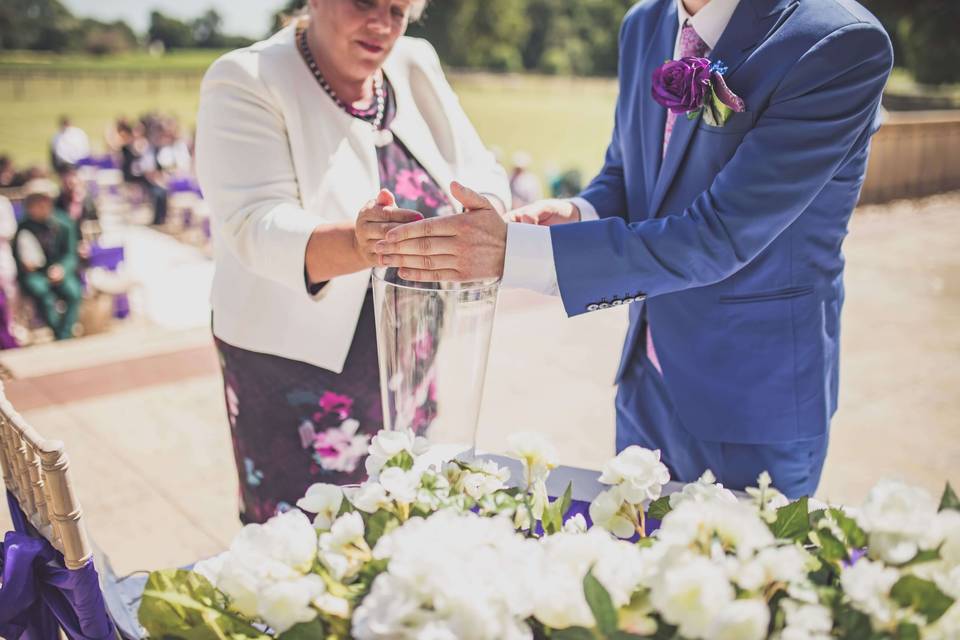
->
<box><xmin>196</xmin><ymin>26</ymin><xmax>510</xmax><ymax>373</ymax></box>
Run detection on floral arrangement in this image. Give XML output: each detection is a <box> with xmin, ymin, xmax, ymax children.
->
<box><xmin>651</xmin><ymin>57</ymin><xmax>746</xmax><ymax>127</ymax></box>
<box><xmin>140</xmin><ymin>429</ymin><xmax>960</xmax><ymax>640</ymax></box>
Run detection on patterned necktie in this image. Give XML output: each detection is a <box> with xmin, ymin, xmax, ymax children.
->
<box><xmin>648</xmin><ymin>21</ymin><xmax>710</xmax><ymax>375</ymax></box>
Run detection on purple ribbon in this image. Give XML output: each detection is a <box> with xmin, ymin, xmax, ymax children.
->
<box><xmin>0</xmin><ymin>492</ymin><xmax>116</xmax><ymax>640</ymax></box>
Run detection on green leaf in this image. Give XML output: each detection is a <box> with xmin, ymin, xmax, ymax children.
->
<box><xmin>830</xmin><ymin>508</ymin><xmax>868</xmax><ymax>549</ymax></box>
<box><xmin>139</xmin><ymin>569</ymin><xmax>268</xmax><ymax>640</ymax></box>
<box><xmin>896</xmin><ymin>621</ymin><xmax>921</xmax><ymax>640</ymax></box>
<box><xmin>550</xmin><ymin>627</ymin><xmax>596</xmax><ymax>640</ymax></box>
<box><xmin>278</xmin><ymin>620</ymin><xmax>327</xmax><ymax>640</ymax></box>
<box><xmin>364</xmin><ymin>509</ymin><xmax>399</xmax><ymax>547</ymax></box>
<box><xmin>770</xmin><ymin>497</ymin><xmax>810</xmax><ymax>541</ymax></box>
<box><xmin>898</xmin><ymin>544</ymin><xmax>943</xmax><ymax>568</ymax></box>
<box><xmin>701</xmin><ymin>87</ymin><xmax>732</xmax><ymax>128</ymax></box>
<box><xmin>384</xmin><ymin>449</ymin><xmax>415</xmax><ymax>471</ymax></box>
<box><xmin>559</xmin><ymin>482</ymin><xmax>574</xmax><ymax>519</ymax></box>
<box><xmin>584</xmin><ymin>570</ymin><xmax>618</xmax><ymax>637</ymax></box>
<box><xmin>646</xmin><ymin>496</ymin><xmax>672</xmax><ymax>521</ymax></box>
<box><xmin>939</xmin><ymin>482</ymin><xmax>960</xmax><ymax>512</ymax></box>
<box><xmin>812</xmin><ymin>528</ymin><xmax>849</xmax><ymax>564</ymax></box>
<box><xmin>686</xmin><ymin>108</ymin><xmax>701</xmax><ymax>121</ymax></box>
<box><xmin>833</xmin><ymin>604</ymin><xmax>874</xmax><ymax>640</ymax></box>
<box><xmin>890</xmin><ymin>575</ymin><xmax>956</xmax><ymax>623</ymax></box>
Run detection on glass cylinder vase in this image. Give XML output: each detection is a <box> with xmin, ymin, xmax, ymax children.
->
<box><xmin>372</xmin><ymin>267</ymin><xmax>499</xmax><ymax>462</ymax></box>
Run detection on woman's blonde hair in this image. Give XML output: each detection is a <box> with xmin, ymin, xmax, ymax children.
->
<box><xmin>285</xmin><ymin>0</ymin><xmax>430</xmax><ymax>27</ymax></box>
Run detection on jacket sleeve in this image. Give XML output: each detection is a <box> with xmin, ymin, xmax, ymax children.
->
<box><xmin>195</xmin><ymin>51</ymin><xmax>319</xmax><ymax>295</ymax></box>
<box><xmin>551</xmin><ymin>23</ymin><xmax>893</xmax><ymax>316</ymax></box>
<box><xmin>412</xmin><ymin>39</ymin><xmax>512</xmax><ymax>211</ymax></box>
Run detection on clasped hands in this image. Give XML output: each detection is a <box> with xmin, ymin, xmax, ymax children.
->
<box><xmin>355</xmin><ymin>183</ymin><xmax>581</xmax><ymax>282</ymax></box>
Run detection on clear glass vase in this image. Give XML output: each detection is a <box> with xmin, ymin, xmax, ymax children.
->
<box><xmin>372</xmin><ymin>267</ymin><xmax>500</xmax><ymax>463</ymax></box>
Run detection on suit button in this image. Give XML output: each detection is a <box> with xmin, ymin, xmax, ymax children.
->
<box><xmin>611</xmin><ymin>299</ymin><xmax>622</xmax><ymax>306</ymax></box>
<box><xmin>587</xmin><ymin>304</ymin><xmax>600</xmax><ymax>312</ymax></box>
<box><xmin>599</xmin><ymin>303</ymin><xmax>610</xmax><ymax>309</ymax></box>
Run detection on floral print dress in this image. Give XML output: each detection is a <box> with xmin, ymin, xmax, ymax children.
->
<box><xmin>215</xmin><ymin>78</ymin><xmax>452</xmax><ymax>524</ymax></box>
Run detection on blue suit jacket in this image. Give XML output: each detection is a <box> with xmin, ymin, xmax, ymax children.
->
<box><xmin>551</xmin><ymin>0</ymin><xmax>893</xmax><ymax>444</ymax></box>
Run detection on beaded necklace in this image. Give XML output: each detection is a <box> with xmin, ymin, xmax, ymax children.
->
<box><xmin>296</xmin><ymin>21</ymin><xmax>394</xmax><ymax>147</ymax></box>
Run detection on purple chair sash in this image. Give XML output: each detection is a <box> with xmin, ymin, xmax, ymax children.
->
<box><xmin>0</xmin><ymin>492</ymin><xmax>116</xmax><ymax>640</ymax></box>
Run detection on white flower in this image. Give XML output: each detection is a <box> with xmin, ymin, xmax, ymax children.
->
<box><xmin>257</xmin><ymin>574</ymin><xmax>324</xmax><ymax>633</ymax></box>
<box><xmin>778</xmin><ymin>599</ymin><xmax>833</xmax><ymax>640</ymax></box>
<box><xmin>507</xmin><ymin>432</ymin><xmax>558</xmax><ymax>485</ymax></box>
<box><xmin>669</xmin><ymin>470</ymin><xmax>738</xmax><ymax>510</ymax></box>
<box><xmin>925</xmin><ymin>590</ymin><xmax>960</xmax><ymax>640</ymax></box>
<box><xmin>365</xmin><ymin>429</ymin><xmax>429</xmax><ymax>478</ymax></box>
<box><xmin>840</xmin><ymin>558</ymin><xmax>901</xmax><ymax>629</ymax></box>
<box><xmin>456</xmin><ymin>460</ymin><xmax>511</xmax><ymax>500</ymax></box>
<box><xmin>347</xmin><ymin>481</ymin><xmax>391</xmax><ymax>513</ymax></box>
<box><xmin>379</xmin><ymin>466</ymin><xmax>423</xmax><ymax>504</ymax></box>
<box><xmin>649</xmin><ymin>551</ymin><xmax>735</xmax><ymax>639</ymax></box>
<box><xmin>192</xmin><ymin>552</ymin><xmax>226</xmax><ymax>586</ymax></box>
<box><xmin>355</xmin><ymin>511</ymin><xmax>540</xmax><ymax>640</ymax></box>
<box><xmin>736</xmin><ymin>545</ymin><xmax>814</xmax><ymax>592</ymax></box>
<box><xmin>656</xmin><ymin>497</ymin><xmax>775</xmax><ymax>559</ymax></box>
<box><xmin>297</xmin><ymin>483</ymin><xmax>344</xmax><ymax>531</ymax></box>
<box><xmin>231</xmin><ymin>509</ymin><xmax>318</xmax><ymax>574</ymax></box>
<box><xmin>854</xmin><ymin>480</ymin><xmax>943</xmax><ymax>565</ymax></box>
<box><xmin>215</xmin><ymin>549</ymin><xmax>298</xmax><ymax>618</ymax></box>
<box><xmin>314</xmin><ymin>592</ymin><xmax>351</xmax><ymax>618</ymax></box>
<box><xmin>708</xmin><ymin>598</ymin><xmax>770</xmax><ymax>640</ymax></box>
<box><xmin>599</xmin><ymin>446</ymin><xmax>670</xmax><ymax>504</ymax></box>
<box><xmin>562</xmin><ymin>513</ymin><xmax>588</xmax><ymax>534</ymax></box>
<box><xmin>533</xmin><ymin>530</ymin><xmax>646</xmax><ymax>629</ymax></box>
<box><xmin>589</xmin><ymin>487</ymin><xmax>635</xmax><ymax>539</ymax></box>
<box><xmin>319</xmin><ymin>512</ymin><xmax>368</xmax><ymax>581</ymax></box>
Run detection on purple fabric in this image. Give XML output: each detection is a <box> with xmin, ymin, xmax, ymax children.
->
<box><xmin>86</xmin><ymin>245</ymin><xmax>124</xmax><ymax>271</ymax></box>
<box><xmin>0</xmin><ymin>288</ymin><xmax>20</xmax><ymax>349</ymax></box>
<box><xmin>0</xmin><ymin>493</ymin><xmax>116</xmax><ymax>640</ymax></box>
<box><xmin>112</xmin><ymin>294</ymin><xmax>130</xmax><ymax>320</ymax></box>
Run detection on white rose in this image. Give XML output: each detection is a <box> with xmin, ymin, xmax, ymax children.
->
<box><xmin>840</xmin><ymin>558</ymin><xmax>901</xmax><ymax>629</ymax></box>
<box><xmin>650</xmin><ymin>552</ymin><xmax>735</xmax><ymax>639</ymax></box>
<box><xmin>297</xmin><ymin>483</ymin><xmax>344</xmax><ymax>531</ymax></box>
<box><xmin>599</xmin><ymin>446</ymin><xmax>670</xmax><ymax>504</ymax></box>
<box><xmin>507</xmin><ymin>432</ymin><xmax>558</xmax><ymax>484</ymax></box>
<box><xmin>669</xmin><ymin>470</ymin><xmax>738</xmax><ymax>510</ymax></box>
<box><xmin>380</xmin><ymin>466</ymin><xmax>423</xmax><ymax>504</ymax></box>
<box><xmin>257</xmin><ymin>574</ymin><xmax>325</xmax><ymax>633</ymax></box>
<box><xmin>589</xmin><ymin>487</ymin><xmax>635</xmax><ymax>539</ymax></box>
<box><xmin>854</xmin><ymin>480</ymin><xmax>942</xmax><ymax>565</ymax></box>
<box><xmin>708</xmin><ymin>598</ymin><xmax>770</xmax><ymax>640</ymax></box>
<box><xmin>348</xmin><ymin>481</ymin><xmax>391</xmax><ymax>513</ymax></box>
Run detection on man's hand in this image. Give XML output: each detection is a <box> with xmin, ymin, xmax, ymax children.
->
<box><xmin>47</xmin><ymin>264</ymin><xmax>65</xmax><ymax>283</ymax></box>
<box><xmin>510</xmin><ymin>199</ymin><xmax>581</xmax><ymax>226</ymax></box>
<box><xmin>374</xmin><ymin>181</ymin><xmax>507</xmax><ymax>282</ymax></box>
<box><xmin>354</xmin><ymin>189</ymin><xmax>423</xmax><ymax>267</ymax></box>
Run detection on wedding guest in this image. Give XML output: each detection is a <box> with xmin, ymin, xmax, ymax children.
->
<box><xmin>0</xmin><ymin>196</ymin><xmax>19</xmax><ymax>349</ymax></box>
<box><xmin>56</xmin><ymin>166</ymin><xmax>99</xmax><ymax>227</ymax></box>
<box><xmin>0</xmin><ymin>156</ymin><xmax>16</xmax><ymax>189</ymax></box>
<box><xmin>196</xmin><ymin>0</ymin><xmax>509</xmax><ymax>523</ymax></box>
<box><xmin>509</xmin><ymin>151</ymin><xmax>544</xmax><ymax>209</ymax></box>
<box><xmin>118</xmin><ymin>121</ymin><xmax>168</xmax><ymax>225</ymax></box>
<box><xmin>12</xmin><ymin>180</ymin><xmax>82</xmax><ymax>341</ymax></box>
<box><xmin>50</xmin><ymin>116</ymin><xmax>90</xmax><ymax>173</ymax></box>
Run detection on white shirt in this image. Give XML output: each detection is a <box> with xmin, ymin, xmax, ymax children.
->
<box><xmin>502</xmin><ymin>0</ymin><xmax>740</xmax><ymax>295</ymax></box>
<box><xmin>51</xmin><ymin>126</ymin><xmax>91</xmax><ymax>166</ymax></box>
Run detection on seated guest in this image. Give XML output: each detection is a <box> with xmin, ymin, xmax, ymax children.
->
<box><xmin>56</xmin><ymin>166</ymin><xmax>100</xmax><ymax>255</ymax></box>
<box><xmin>13</xmin><ymin>180</ymin><xmax>82</xmax><ymax>341</ymax></box>
<box><xmin>50</xmin><ymin>116</ymin><xmax>90</xmax><ymax>173</ymax></box>
<box><xmin>118</xmin><ymin>121</ymin><xmax>168</xmax><ymax>225</ymax></box>
<box><xmin>0</xmin><ymin>155</ymin><xmax>16</xmax><ymax>189</ymax></box>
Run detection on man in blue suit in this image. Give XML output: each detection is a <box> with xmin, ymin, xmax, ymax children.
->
<box><xmin>373</xmin><ymin>0</ymin><xmax>894</xmax><ymax>498</ymax></box>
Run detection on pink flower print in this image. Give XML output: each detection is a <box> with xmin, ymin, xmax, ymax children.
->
<box><xmin>394</xmin><ymin>169</ymin><xmax>424</xmax><ymax>202</ymax></box>
<box><xmin>298</xmin><ymin>420</ymin><xmax>317</xmax><ymax>449</ymax></box>
<box><xmin>414</xmin><ymin>329</ymin><xmax>434</xmax><ymax>361</ymax></box>
<box><xmin>316</xmin><ymin>391</ymin><xmax>354</xmax><ymax>422</ymax></box>
<box><xmin>225</xmin><ymin>383</ymin><xmax>239</xmax><ymax>428</ymax></box>
<box><xmin>313</xmin><ymin>418</ymin><xmax>370</xmax><ymax>473</ymax></box>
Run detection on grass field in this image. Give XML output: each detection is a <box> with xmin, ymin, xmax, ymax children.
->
<box><xmin>0</xmin><ymin>57</ymin><xmax>618</xmax><ymax>186</ymax></box>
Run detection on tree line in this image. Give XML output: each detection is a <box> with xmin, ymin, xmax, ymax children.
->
<box><xmin>0</xmin><ymin>0</ymin><xmax>252</xmax><ymax>55</ymax></box>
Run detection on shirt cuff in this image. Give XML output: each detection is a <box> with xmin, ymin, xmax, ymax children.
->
<box><xmin>501</xmin><ymin>222</ymin><xmax>559</xmax><ymax>296</ymax></box>
<box><xmin>569</xmin><ymin>197</ymin><xmax>599</xmax><ymax>222</ymax></box>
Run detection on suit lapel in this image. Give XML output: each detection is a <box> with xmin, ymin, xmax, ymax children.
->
<box><xmin>639</xmin><ymin>0</ymin><xmax>679</xmax><ymax>207</ymax></box>
<box><xmin>647</xmin><ymin>0</ymin><xmax>798</xmax><ymax>217</ymax></box>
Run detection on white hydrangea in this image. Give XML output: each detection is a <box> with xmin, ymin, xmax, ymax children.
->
<box><xmin>840</xmin><ymin>558</ymin><xmax>901</xmax><ymax>629</ymax></box>
<box><xmin>668</xmin><ymin>470</ymin><xmax>738</xmax><ymax>510</ymax></box>
<box><xmin>296</xmin><ymin>483</ymin><xmax>344</xmax><ymax>531</ymax></box>
<box><xmin>656</xmin><ymin>497</ymin><xmax>776</xmax><ymax>559</ymax></box>
<box><xmin>709</xmin><ymin>598</ymin><xmax>770</xmax><ymax>640</ymax></box>
<box><xmin>354</xmin><ymin>511</ymin><xmax>541</xmax><ymax>640</ymax></box>
<box><xmin>533</xmin><ymin>529</ymin><xmax>647</xmax><ymax>629</ymax></box>
<box><xmin>853</xmin><ymin>480</ymin><xmax>943</xmax><ymax>565</ymax></box>
<box><xmin>598</xmin><ymin>446</ymin><xmax>670</xmax><ymax>504</ymax></box>
<box><xmin>365</xmin><ymin>428</ymin><xmax>429</xmax><ymax>479</ymax></box>
<box><xmin>649</xmin><ymin>550</ymin><xmax>735</xmax><ymax>639</ymax></box>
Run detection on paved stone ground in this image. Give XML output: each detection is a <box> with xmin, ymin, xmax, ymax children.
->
<box><xmin>1</xmin><ymin>194</ymin><xmax>958</xmax><ymax>575</ymax></box>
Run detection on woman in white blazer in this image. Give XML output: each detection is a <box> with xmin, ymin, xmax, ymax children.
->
<box><xmin>195</xmin><ymin>0</ymin><xmax>510</xmax><ymax>523</ymax></box>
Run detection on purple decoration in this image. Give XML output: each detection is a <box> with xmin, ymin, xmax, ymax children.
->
<box><xmin>712</xmin><ymin>72</ymin><xmax>746</xmax><ymax>113</ymax></box>
<box><xmin>0</xmin><ymin>493</ymin><xmax>116</xmax><ymax>640</ymax></box>
<box><xmin>651</xmin><ymin>56</ymin><xmax>713</xmax><ymax>115</ymax></box>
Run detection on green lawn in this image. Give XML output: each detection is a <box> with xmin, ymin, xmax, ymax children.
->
<box><xmin>0</xmin><ymin>63</ymin><xmax>618</xmax><ymax>187</ymax></box>
<box><xmin>0</xmin><ymin>49</ymin><xmax>225</xmax><ymax>72</ymax></box>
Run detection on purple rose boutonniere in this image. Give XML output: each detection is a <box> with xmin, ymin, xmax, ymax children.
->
<box><xmin>652</xmin><ymin>57</ymin><xmax>746</xmax><ymax>127</ymax></box>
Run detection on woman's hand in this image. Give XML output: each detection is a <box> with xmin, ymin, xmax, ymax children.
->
<box><xmin>355</xmin><ymin>189</ymin><xmax>423</xmax><ymax>267</ymax></box>
<box><xmin>509</xmin><ymin>199</ymin><xmax>581</xmax><ymax>226</ymax></box>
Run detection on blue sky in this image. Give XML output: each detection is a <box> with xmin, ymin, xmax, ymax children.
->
<box><xmin>62</xmin><ymin>0</ymin><xmax>291</xmax><ymax>39</ymax></box>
